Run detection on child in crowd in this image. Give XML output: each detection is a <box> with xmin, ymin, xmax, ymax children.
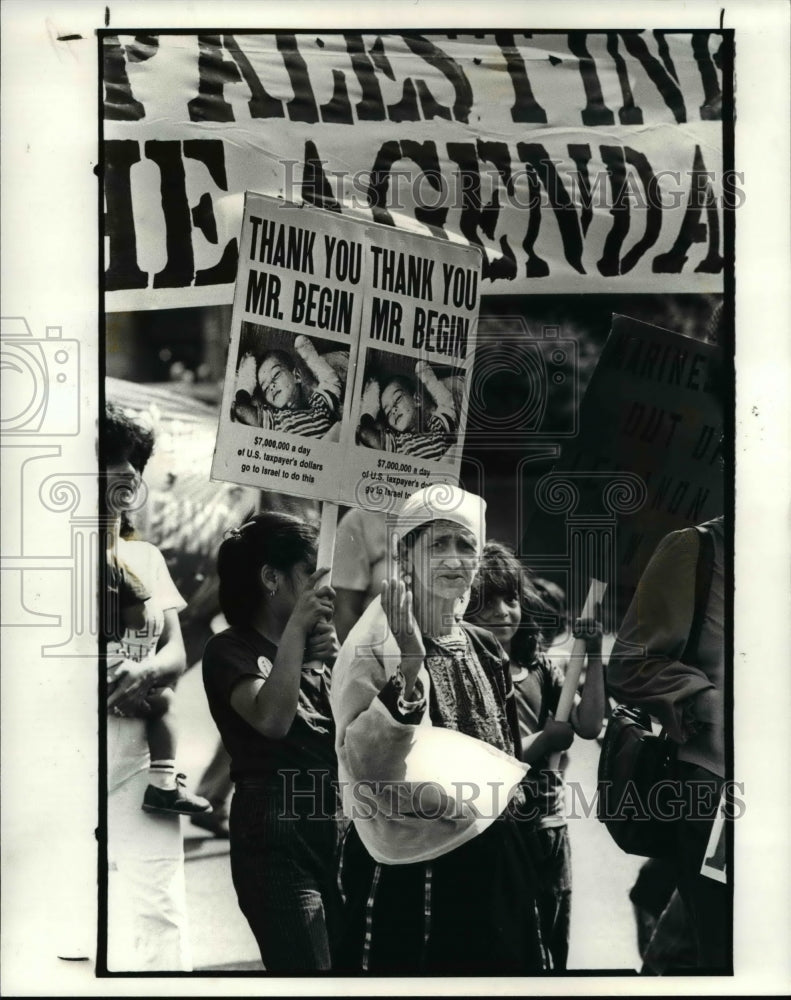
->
<box><xmin>104</xmin><ymin>553</ymin><xmax>211</xmax><ymax>818</ymax></box>
<box><xmin>103</xmin><ymin>552</ymin><xmax>151</xmax><ymax>641</ymax></box>
<box><xmin>233</xmin><ymin>334</ymin><xmax>342</xmax><ymax>438</ymax></box>
<box><xmin>356</xmin><ymin>359</ymin><xmax>457</xmax><ymax>460</ymax></box>
<box><xmin>465</xmin><ymin>540</ymin><xmax>606</xmax><ymax>971</ymax></box>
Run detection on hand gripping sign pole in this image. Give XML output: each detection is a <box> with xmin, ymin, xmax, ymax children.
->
<box><xmin>302</xmin><ymin>501</ymin><xmax>339</xmax><ymax>673</ymax></box>
<box><xmin>254</xmin><ymin>474</ymin><xmax>337</xmax><ymax>674</ymax></box>
<box><xmin>548</xmin><ymin>578</ymin><xmax>607</xmax><ymax>770</ymax></box>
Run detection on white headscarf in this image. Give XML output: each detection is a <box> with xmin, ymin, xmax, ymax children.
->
<box><xmin>394</xmin><ymin>484</ymin><xmax>486</xmax><ymax>550</ymax></box>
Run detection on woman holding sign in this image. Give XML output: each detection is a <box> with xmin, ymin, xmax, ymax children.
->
<box><xmin>201</xmin><ymin>512</ymin><xmax>343</xmax><ymax>971</ymax></box>
<box><xmin>331</xmin><ymin>485</ymin><xmax>547</xmax><ymax>974</ymax></box>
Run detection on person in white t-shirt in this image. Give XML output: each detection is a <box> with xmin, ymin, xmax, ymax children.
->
<box><xmin>102</xmin><ymin>403</ymin><xmax>204</xmax><ymax>971</ymax></box>
<box><xmin>331</xmin><ymin>507</ymin><xmax>388</xmax><ymax>643</ymax></box>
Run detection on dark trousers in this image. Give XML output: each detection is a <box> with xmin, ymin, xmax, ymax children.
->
<box><xmin>336</xmin><ymin>813</ymin><xmax>548</xmax><ymax>975</ymax></box>
<box><xmin>673</xmin><ymin>762</ymin><xmax>730</xmax><ymax>972</ymax></box>
<box><xmin>229</xmin><ymin>778</ymin><xmax>343</xmax><ymax>972</ymax></box>
<box><xmin>523</xmin><ymin>824</ymin><xmax>572</xmax><ymax>971</ymax></box>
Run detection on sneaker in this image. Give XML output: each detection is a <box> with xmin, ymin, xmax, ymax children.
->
<box><xmin>142</xmin><ymin>774</ymin><xmax>213</xmax><ymax>816</ymax></box>
<box><xmin>190</xmin><ymin>810</ymin><xmax>230</xmax><ymax>839</ymax></box>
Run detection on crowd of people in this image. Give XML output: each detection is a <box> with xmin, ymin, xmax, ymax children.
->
<box><xmin>102</xmin><ymin>402</ymin><xmax>727</xmax><ymax>975</ymax></box>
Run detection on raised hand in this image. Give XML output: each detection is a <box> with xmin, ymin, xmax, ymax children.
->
<box><xmin>382</xmin><ymin>576</ymin><xmax>424</xmax><ymax>657</ymax></box>
<box><xmin>288</xmin><ymin>567</ymin><xmax>335</xmax><ymax>634</ymax></box>
<box><xmin>381</xmin><ymin>549</ymin><xmax>425</xmax><ymax>696</ymax></box>
<box><xmin>572</xmin><ymin>615</ymin><xmax>603</xmax><ymax>657</ymax></box>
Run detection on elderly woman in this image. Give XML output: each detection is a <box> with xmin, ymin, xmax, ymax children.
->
<box><xmin>331</xmin><ymin>485</ymin><xmax>547</xmax><ymax>974</ymax></box>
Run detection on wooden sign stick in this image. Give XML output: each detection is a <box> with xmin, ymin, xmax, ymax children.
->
<box><xmin>304</xmin><ymin>501</ymin><xmax>339</xmax><ymax>672</ymax></box>
<box><xmin>548</xmin><ymin>577</ymin><xmax>607</xmax><ymax>769</ymax></box>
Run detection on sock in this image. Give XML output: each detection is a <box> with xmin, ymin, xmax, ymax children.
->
<box><xmin>149</xmin><ymin>759</ymin><xmax>177</xmax><ymax>790</ymax></box>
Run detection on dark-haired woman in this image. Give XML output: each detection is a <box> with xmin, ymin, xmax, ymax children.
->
<box><xmin>103</xmin><ymin>402</ymin><xmax>199</xmax><ymax>971</ymax></box>
<box><xmin>201</xmin><ymin>512</ymin><xmax>343</xmax><ymax>971</ymax></box>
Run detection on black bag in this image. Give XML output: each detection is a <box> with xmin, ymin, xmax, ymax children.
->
<box><xmin>597</xmin><ymin>525</ymin><xmax>715</xmax><ymax>858</ymax></box>
<box><xmin>597</xmin><ymin>705</ymin><xmax>677</xmax><ymax>857</ymax></box>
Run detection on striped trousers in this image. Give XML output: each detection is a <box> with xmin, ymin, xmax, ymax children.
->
<box><xmin>229</xmin><ymin>777</ymin><xmax>344</xmax><ymax>972</ymax></box>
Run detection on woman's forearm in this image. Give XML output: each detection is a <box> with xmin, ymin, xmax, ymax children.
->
<box><xmin>108</xmin><ymin>611</ymin><xmax>186</xmax><ymax>711</ymax></box>
<box><xmin>151</xmin><ymin>640</ymin><xmax>186</xmax><ymax>687</ymax></box>
<box><xmin>108</xmin><ymin>658</ymin><xmax>183</xmax><ymax>713</ymax></box>
<box><xmin>250</xmin><ymin>621</ymin><xmax>307</xmax><ymax>738</ymax></box>
<box><xmin>398</xmin><ymin>653</ymin><xmax>425</xmax><ymax>700</ymax></box>
<box><xmin>572</xmin><ymin>657</ymin><xmax>606</xmax><ymax>738</ymax></box>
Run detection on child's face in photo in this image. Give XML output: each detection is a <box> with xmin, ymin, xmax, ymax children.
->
<box><xmin>470</xmin><ymin>593</ymin><xmax>522</xmax><ymax>646</ymax></box>
<box><xmin>258</xmin><ymin>356</ymin><xmax>299</xmax><ymax>409</ymax></box>
<box><xmin>381</xmin><ymin>380</ymin><xmax>418</xmax><ymax>432</ymax></box>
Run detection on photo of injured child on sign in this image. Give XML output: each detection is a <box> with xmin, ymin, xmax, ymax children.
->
<box><xmin>355</xmin><ymin>349</ymin><xmax>462</xmax><ymax>461</ymax></box>
<box><xmin>212</xmin><ymin>193</ymin><xmax>366</xmax><ymax>502</ymax></box>
<box><xmin>231</xmin><ymin>323</ymin><xmax>349</xmax><ymax>442</ymax></box>
<box><xmin>336</xmin><ymin>223</ymin><xmax>481</xmax><ymax>512</ymax></box>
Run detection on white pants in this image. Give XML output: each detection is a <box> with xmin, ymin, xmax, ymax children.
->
<box><xmin>107</xmin><ymin>717</ymin><xmax>191</xmax><ymax>971</ymax></box>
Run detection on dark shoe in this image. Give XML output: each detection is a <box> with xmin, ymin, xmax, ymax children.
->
<box><xmin>142</xmin><ymin>774</ymin><xmax>212</xmax><ymax>816</ymax></box>
<box><xmin>190</xmin><ymin>809</ymin><xmax>230</xmax><ymax>839</ymax></box>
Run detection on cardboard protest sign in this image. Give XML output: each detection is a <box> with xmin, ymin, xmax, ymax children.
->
<box><xmin>212</xmin><ymin>193</ymin><xmax>481</xmax><ymax>514</ymax></box>
<box><xmin>701</xmin><ymin>789</ymin><xmax>729</xmax><ymax>884</ymax></box>
<box><xmin>521</xmin><ymin>314</ymin><xmax>723</xmax><ymax>621</ymax></box>
<box><xmin>211</xmin><ymin>194</ymin><xmax>365</xmax><ymax>500</ymax></box>
<box><xmin>341</xmin><ymin>223</ymin><xmax>481</xmax><ymax>512</ymax></box>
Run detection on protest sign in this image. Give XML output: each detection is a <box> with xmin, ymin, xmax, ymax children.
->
<box><xmin>701</xmin><ymin>789</ymin><xmax>729</xmax><ymax>884</ymax></box>
<box><xmin>211</xmin><ymin>193</ymin><xmax>365</xmax><ymax>500</ymax></box>
<box><xmin>521</xmin><ymin>314</ymin><xmax>723</xmax><ymax>620</ymax></box>
<box><xmin>212</xmin><ymin>192</ymin><xmax>481</xmax><ymax>514</ymax></box>
<box><xmin>103</xmin><ymin>31</ymin><xmax>728</xmax><ymax>311</ymax></box>
<box><xmin>342</xmin><ymin>222</ymin><xmax>481</xmax><ymax>511</ymax></box>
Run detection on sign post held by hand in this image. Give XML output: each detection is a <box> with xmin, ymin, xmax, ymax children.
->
<box><xmin>303</xmin><ymin>500</ymin><xmax>339</xmax><ymax>673</ymax></box>
<box><xmin>548</xmin><ymin>578</ymin><xmax>607</xmax><ymax>769</ymax></box>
